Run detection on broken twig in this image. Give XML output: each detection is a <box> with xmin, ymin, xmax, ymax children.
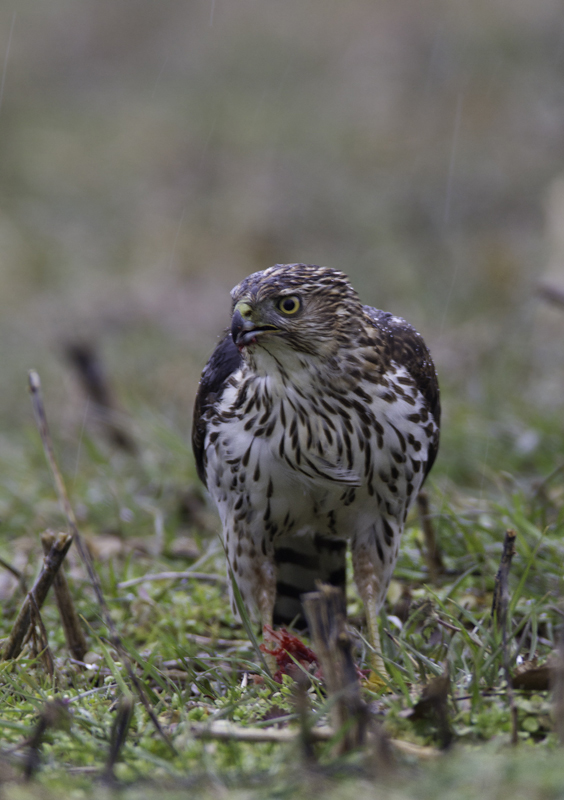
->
<box><xmin>408</xmin><ymin>669</ymin><xmax>453</xmax><ymax>749</ymax></box>
<box><xmin>417</xmin><ymin>491</ymin><xmax>445</xmax><ymax>582</ymax></box>
<box><xmin>24</xmin><ymin>699</ymin><xmax>70</xmax><ymax>780</ymax></box>
<box><xmin>491</xmin><ymin>529</ymin><xmax>516</xmax><ymax>631</ymax></box>
<box><xmin>28</xmin><ymin>370</ymin><xmax>175</xmax><ymax>755</ymax></box>
<box><xmin>303</xmin><ymin>584</ymin><xmax>368</xmax><ymax>754</ymax></box>
<box><xmin>491</xmin><ymin>529</ymin><xmax>518</xmax><ymax>745</ymax></box>
<box><xmin>292</xmin><ymin>671</ymin><xmax>316</xmax><ymax>763</ymax></box>
<box><xmin>28</xmin><ymin>593</ymin><xmax>54</xmax><ymax>678</ymax></box>
<box><xmin>553</xmin><ymin>615</ymin><xmax>564</xmax><ymax>744</ymax></box>
<box><xmin>1</xmin><ymin>532</ymin><xmax>73</xmax><ymax>661</ymax></box>
<box><xmin>41</xmin><ymin>530</ymin><xmax>88</xmax><ymax>662</ymax></box>
<box><xmin>0</xmin><ymin>557</ymin><xmax>27</xmax><ymax>595</ymax></box>
<box><xmin>103</xmin><ymin>695</ymin><xmax>134</xmax><ymax>783</ymax></box>
<box><xmin>65</xmin><ymin>341</ymin><xmax>136</xmax><ymax>453</ymax></box>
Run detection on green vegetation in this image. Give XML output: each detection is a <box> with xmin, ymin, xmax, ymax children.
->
<box><xmin>0</xmin><ymin>394</ymin><xmax>563</xmax><ymax>797</ymax></box>
<box><xmin>1</xmin><ymin>0</ymin><xmax>564</xmax><ymax>796</ymax></box>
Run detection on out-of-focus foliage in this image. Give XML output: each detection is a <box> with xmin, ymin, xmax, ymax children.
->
<box><xmin>0</xmin><ymin>0</ymin><xmax>563</xmax><ymax>487</ymax></box>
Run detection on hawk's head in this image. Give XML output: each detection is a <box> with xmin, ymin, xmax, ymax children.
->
<box><xmin>229</xmin><ymin>264</ymin><xmax>364</xmax><ymax>361</ymax></box>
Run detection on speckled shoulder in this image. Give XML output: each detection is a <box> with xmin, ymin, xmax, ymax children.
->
<box><xmin>363</xmin><ymin>305</ymin><xmax>441</xmax><ymax>476</ymax></box>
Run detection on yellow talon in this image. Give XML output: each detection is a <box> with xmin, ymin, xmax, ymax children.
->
<box><xmin>363</xmin><ymin>670</ymin><xmax>388</xmax><ymax>691</ymax></box>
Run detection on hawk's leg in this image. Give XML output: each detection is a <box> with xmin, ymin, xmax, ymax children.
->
<box><xmin>351</xmin><ymin>537</ymin><xmax>387</xmax><ymax>684</ymax></box>
<box><xmin>363</xmin><ymin>594</ymin><xmax>385</xmax><ymax>679</ymax></box>
<box><xmin>227</xmin><ymin>525</ymin><xmax>278</xmax><ymax>674</ymax></box>
<box><xmin>256</xmin><ymin>563</ymin><xmax>278</xmax><ymax>676</ymax></box>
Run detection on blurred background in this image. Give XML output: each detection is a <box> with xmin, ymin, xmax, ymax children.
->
<box><xmin>1</xmin><ymin>0</ymin><xmax>564</xmax><ymax>489</ymax></box>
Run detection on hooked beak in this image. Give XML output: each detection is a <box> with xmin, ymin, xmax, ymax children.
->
<box><xmin>231</xmin><ymin>302</ymin><xmax>278</xmax><ymax>348</ymax></box>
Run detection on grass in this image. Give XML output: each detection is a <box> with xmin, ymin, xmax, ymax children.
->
<box><xmin>0</xmin><ymin>388</ymin><xmax>563</xmax><ymax>798</ymax></box>
<box><xmin>1</xmin><ymin>0</ymin><xmax>564</xmax><ymax>795</ymax></box>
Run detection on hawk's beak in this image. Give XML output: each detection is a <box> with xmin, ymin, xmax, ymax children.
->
<box><xmin>231</xmin><ymin>308</ymin><xmax>253</xmax><ymax>344</ymax></box>
<box><xmin>231</xmin><ymin>301</ymin><xmax>278</xmax><ymax>348</ymax></box>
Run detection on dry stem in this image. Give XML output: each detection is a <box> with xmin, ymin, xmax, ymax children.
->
<box><xmin>416</xmin><ymin>491</ymin><xmax>445</xmax><ymax>582</ymax></box>
<box><xmin>1</xmin><ymin>532</ymin><xmax>73</xmax><ymax>661</ymax></box>
<box><xmin>188</xmin><ymin>720</ymin><xmax>440</xmax><ymax>758</ymax></box>
<box><xmin>103</xmin><ymin>695</ymin><xmax>134</xmax><ymax>783</ymax></box>
<box><xmin>28</xmin><ymin>593</ymin><xmax>54</xmax><ymax>677</ymax></box>
<box><xmin>28</xmin><ymin>370</ymin><xmax>175</xmax><ymax>755</ymax></box>
<box><xmin>41</xmin><ymin>530</ymin><xmax>88</xmax><ymax>662</ymax></box>
<box><xmin>553</xmin><ymin>613</ymin><xmax>564</xmax><ymax>744</ymax></box>
<box><xmin>64</xmin><ymin>341</ymin><xmax>137</xmax><ymax>453</ymax></box>
<box><xmin>302</xmin><ymin>584</ymin><xmax>368</xmax><ymax>754</ymax></box>
<box><xmin>118</xmin><ymin>571</ymin><xmax>227</xmax><ymax>589</ymax></box>
<box><xmin>0</xmin><ymin>557</ymin><xmax>27</xmax><ymax>595</ymax></box>
<box><xmin>491</xmin><ymin>529</ymin><xmax>518</xmax><ymax>745</ymax></box>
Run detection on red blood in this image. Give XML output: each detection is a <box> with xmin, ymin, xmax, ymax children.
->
<box><xmin>260</xmin><ymin>625</ymin><xmax>320</xmax><ymax>683</ymax></box>
<box><xmin>259</xmin><ymin>625</ymin><xmax>368</xmax><ymax>684</ymax></box>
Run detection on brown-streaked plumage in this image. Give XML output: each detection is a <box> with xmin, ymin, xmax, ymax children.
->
<box><xmin>192</xmin><ymin>263</ymin><xmax>440</xmax><ymax>676</ymax></box>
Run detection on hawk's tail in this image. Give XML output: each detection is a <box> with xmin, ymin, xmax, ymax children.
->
<box><xmin>273</xmin><ymin>533</ymin><xmax>347</xmax><ymax>628</ymax></box>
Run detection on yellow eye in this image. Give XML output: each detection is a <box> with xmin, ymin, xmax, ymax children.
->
<box><xmin>277</xmin><ymin>295</ymin><xmax>301</xmax><ymax>315</ymax></box>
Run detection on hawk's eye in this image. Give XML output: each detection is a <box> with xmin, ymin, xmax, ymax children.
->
<box><xmin>277</xmin><ymin>295</ymin><xmax>301</xmax><ymax>315</ymax></box>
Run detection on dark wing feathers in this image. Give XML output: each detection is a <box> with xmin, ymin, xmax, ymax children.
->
<box><xmin>192</xmin><ymin>332</ymin><xmax>241</xmax><ymax>486</ymax></box>
<box><xmin>363</xmin><ymin>305</ymin><xmax>441</xmax><ymax>478</ymax></box>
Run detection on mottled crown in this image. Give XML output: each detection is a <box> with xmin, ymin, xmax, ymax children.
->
<box><xmin>231</xmin><ymin>263</ymin><xmax>361</xmax><ymax>308</ymax></box>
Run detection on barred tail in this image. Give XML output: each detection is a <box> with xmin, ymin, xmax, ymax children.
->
<box><xmin>273</xmin><ymin>533</ymin><xmax>347</xmax><ymax>628</ymax></box>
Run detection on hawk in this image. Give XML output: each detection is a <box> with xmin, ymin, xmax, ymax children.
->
<box><xmin>192</xmin><ymin>264</ymin><xmax>440</xmax><ymax>675</ymax></box>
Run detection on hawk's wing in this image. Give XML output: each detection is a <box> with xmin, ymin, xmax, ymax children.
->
<box><xmin>364</xmin><ymin>306</ymin><xmax>441</xmax><ymax>479</ymax></box>
<box><xmin>192</xmin><ymin>332</ymin><xmax>241</xmax><ymax>486</ymax></box>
